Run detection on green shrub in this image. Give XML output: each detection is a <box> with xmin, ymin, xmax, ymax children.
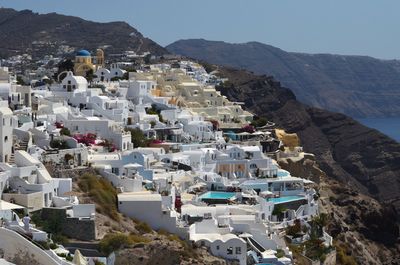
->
<box><xmin>99</xmin><ymin>233</ymin><xmax>132</xmax><ymax>255</ymax></box>
<box><xmin>275</xmin><ymin>248</ymin><xmax>285</xmax><ymax>258</ymax></box>
<box><xmin>135</xmin><ymin>221</ymin><xmax>152</xmax><ymax>234</ymax></box>
<box><xmin>52</xmin><ymin>234</ymin><xmax>69</xmax><ymax>245</ymax></box>
<box><xmin>272</xmin><ymin>204</ymin><xmax>287</xmax><ymax>216</ymax></box>
<box><xmin>129</xmin><ymin>234</ymin><xmax>150</xmax><ymax>244</ymax></box>
<box><xmin>50</xmin><ymin>139</ymin><xmax>69</xmax><ymax>149</ymax></box>
<box><xmin>60</xmin><ymin>127</ymin><xmax>71</xmax><ymax>136</ymax></box>
<box><xmin>30</xmin><ymin>211</ymin><xmax>45</xmax><ymax>228</ymax></box>
<box><xmin>250</xmin><ymin>117</ymin><xmax>268</xmax><ymax>128</ymax></box>
<box><xmin>124</xmin><ymin>127</ymin><xmax>151</xmax><ymax>148</ymax></box>
<box><xmin>49</xmin><ymin>243</ymin><xmax>58</xmax><ymax>249</ymax></box>
<box><xmin>35</xmin><ymin>240</ymin><xmax>50</xmax><ymax>250</ymax></box>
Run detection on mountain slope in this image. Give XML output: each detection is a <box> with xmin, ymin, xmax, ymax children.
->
<box><xmin>214</xmin><ymin>67</ymin><xmax>400</xmax><ymax>264</ymax></box>
<box><xmin>167</xmin><ymin>39</ymin><xmax>400</xmax><ymax>118</ymax></box>
<box><xmin>0</xmin><ymin>8</ymin><xmax>167</xmax><ymax>59</ymax></box>
<box><xmin>216</xmin><ymin>67</ymin><xmax>400</xmax><ymax>213</ymax></box>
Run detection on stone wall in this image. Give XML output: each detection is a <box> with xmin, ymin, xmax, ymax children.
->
<box><xmin>40</xmin><ymin>207</ymin><xmax>96</xmax><ymax>241</ymax></box>
<box><xmin>63</xmin><ymin>217</ymin><xmax>96</xmax><ymax>241</ymax></box>
<box><xmin>45</xmin><ymin>164</ymin><xmax>97</xmax><ymax>180</ymax></box>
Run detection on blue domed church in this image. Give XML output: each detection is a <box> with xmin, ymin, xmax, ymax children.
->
<box><xmin>73</xmin><ymin>49</ymin><xmax>105</xmax><ymax>77</ymax></box>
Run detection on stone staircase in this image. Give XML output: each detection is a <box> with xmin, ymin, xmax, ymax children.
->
<box><xmin>10</xmin><ymin>138</ymin><xmax>29</xmax><ymax>164</ymax></box>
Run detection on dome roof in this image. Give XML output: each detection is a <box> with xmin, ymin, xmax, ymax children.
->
<box><xmin>76</xmin><ymin>49</ymin><xmax>91</xmax><ymax>56</ymax></box>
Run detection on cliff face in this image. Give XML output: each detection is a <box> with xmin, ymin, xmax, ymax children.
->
<box><xmin>0</xmin><ymin>8</ymin><xmax>167</xmax><ymax>59</ymax></box>
<box><xmin>167</xmin><ymin>39</ymin><xmax>400</xmax><ymax>118</ymax></box>
<box><xmin>215</xmin><ymin>67</ymin><xmax>400</xmax><ymax>263</ymax></box>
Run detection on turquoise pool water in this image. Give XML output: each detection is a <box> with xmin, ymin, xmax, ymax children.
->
<box><xmin>199</xmin><ymin>191</ymin><xmax>236</xmax><ymax>200</ymax></box>
<box><xmin>277</xmin><ymin>170</ymin><xmax>289</xmax><ymax>177</ymax></box>
<box><xmin>267</xmin><ymin>195</ymin><xmax>305</xmax><ymax>204</ymax></box>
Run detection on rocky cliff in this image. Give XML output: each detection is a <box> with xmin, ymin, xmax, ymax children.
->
<box><xmin>212</xmin><ymin>67</ymin><xmax>400</xmax><ymax>264</ymax></box>
<box><xmin>216</xmin><ymin>67</ymin><xmax>400</xmax><ymax>215</ymax></box>
<box><xmin>167</xmin><ymin>39</ymin><xmax>400</xmax><ymax>118</ymax></box>
<box><xmin>0</xmin><ymin>8</ymin><xmax>167</xmax><ymax>59</ymax></box>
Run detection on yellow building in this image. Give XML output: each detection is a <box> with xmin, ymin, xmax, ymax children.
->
<box><xmin>73</xmin><ymin>49</ymin><xmax>105</xmax><ymax>77</ymax></box>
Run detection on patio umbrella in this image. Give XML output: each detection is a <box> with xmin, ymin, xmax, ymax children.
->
<box><xmin>0</xmin><ymin>200</ymin><xmax>24</xmax><ymax>210</ymax></box>
<box><xmin>260</xmin><ymin>190</ymin><xmax>274</xmax><ymax>197</ymax></box>
<box><xmin>239</xmin><ymin>232</ymin><xmax>253</xmax><ymax>238</ymax></box>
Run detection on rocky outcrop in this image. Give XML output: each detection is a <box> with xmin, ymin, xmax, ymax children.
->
<box><xmin>115</xmin><ymin>236</ymin><xmax>237</xmax><ymax>265</ymax></box>
<box><xmin>320</xmin><ymin>179</ymin><xmax>400</xmax><ymax>265</ymax></box>
<box><xmin>167</xmin><ymin>39</ymin><xmax>400</xmax><ymax>118</ymax></box>
<box><xmin>278</xmin><ymin>149</ymin><xmax>399</xmax><ymax>265</ymax></box>
<box><xmin>278</xmin><ymin>152</ymin><xmax>326</xmax><ymax>184</ymax></box>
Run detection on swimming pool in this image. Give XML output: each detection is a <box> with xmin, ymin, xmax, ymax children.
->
<box><xmin>267</xmin><ymin>195</ymin><xmax>305</xmax><ymax>204</ymax></box>
<box><xmin>199</xmin><ymin>191</ymin><xmax>236</xmax><ymax>200</ymax></box>
<box><xmin>277</xmin><ymin>170</ymin><xmax>290</xmax><ymax>177</ymax></box>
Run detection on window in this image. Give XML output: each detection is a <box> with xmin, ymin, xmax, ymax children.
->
<box><xmin>63</xmin><ymin>85</ymin><xmax>66</xmax><ymax>89</ymax></box>
<box><xmin>72</xmin><ymin>85</ymin><xmax>76</xmax><ymax>89</ymax></box>
<box><xmin>112</xmin><ymin>167</ymin><xmax>120</xmax><ymax>175</ymax></box>
<box><xmin>227</xmin><ymin>247</ymin><xmax>233</xmax><ymax>255</ymax></box>
<box><xmin>10</xmin><ymin>118</ymin><xmax>12</xmax><ymax>126</ymax></box>
<box><xmin>4</xmin><ymin>136</ymin><xmax>8</xmax><ymax>142</ymax></box>
<box><xmin>235</xmin><ymin>247</ymin><xmax>241</xmax><ymax>254</ymax></box>
<box><xmin>216</xmin><ymin>245</ymin><xmax>220</xmax><ymax>250</ymax></box>
<box><xmin>68</xmin><ymin>80</ymin><xmax>71</xmax><ymax>84</ymax></box>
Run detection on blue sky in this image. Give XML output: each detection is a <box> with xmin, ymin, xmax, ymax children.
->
<box><xmin>0</xmin><ymin>0</ymin><xmax>399</xmax><ymax>59</ymax></box>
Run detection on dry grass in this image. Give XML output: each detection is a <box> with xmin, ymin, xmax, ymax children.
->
<box><xmin>99</xmin><ymin>232</ymin><xmax>150</xmax><ymax>255</ymax></box>
<box><xmin>77</xmin><ymin>173</ymin><xmax>120</xmax><ymax>221</ymax></box>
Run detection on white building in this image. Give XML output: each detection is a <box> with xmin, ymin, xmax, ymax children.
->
<box><xmin>117</xmin><ymin>192</ymin><xmax>184</xmax><ymax>236</ymax></box>
<box><xmin>0</xmin><ymin>102</ymin><xmax>15</xmax><ymax>162</ymax></box>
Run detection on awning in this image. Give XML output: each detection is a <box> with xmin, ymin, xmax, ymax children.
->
<box><xmin>189</xmin><ymin>182</ymin><xmax>207</xmax><ymax>189</ymax></box>
<box><xmin>124</xmin><ymin>163</ymin><xmax>142</xmax><ymax>168</ymax></box>
<box><xmin>260</xmin><ymin>190</ymin><xmax>274</xmax><ymax>196</ymax></box>
<box><xmin>239</xmin><ymin>232</ymin><xmax>253</xmax><ymax>238</ymax></box>
<box><xmin>0</xmin><ymin>200</ymin><xmax>24</xmax><ymax>211</ymax></box>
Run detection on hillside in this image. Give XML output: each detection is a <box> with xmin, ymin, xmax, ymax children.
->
<box><xmin>216</xmin><ymin>67</ymin><xmax>400</xmax><ymax>214</ymax></box>
<box><xmin>167</xmin><ymin>39</ymin><xmax>400</xmax><ymax>118</ymax></box>
<box><xmin>213</xmin><ymin>67</ymin><xmax>400</xmax><ymax>264</ymax></box>
<box><xmin>0</xmin><ymin>8</ymin><xmax>167</xmax><ymax>59</ymax></box>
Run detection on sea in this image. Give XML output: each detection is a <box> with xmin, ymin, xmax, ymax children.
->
<box><xmin>357</xmin><ymin>117</ymin><xmax>400</xmax><ymax>142</ymax></box>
